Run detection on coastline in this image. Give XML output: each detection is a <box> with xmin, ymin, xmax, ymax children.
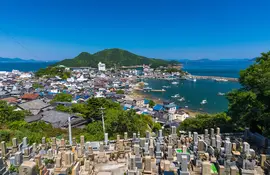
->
<box><xmin>128</xmin><ymin>89</ymin><xmax>205</xmax><ymax>117</ymax></box>
<box><xmin>137</xmin><ymin>74</ymin><xmax>238</xmax><ymax>82</ymax></box>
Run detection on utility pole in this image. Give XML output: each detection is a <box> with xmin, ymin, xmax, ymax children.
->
<box><xmin>68</xmin><ymin>116</ymin><xmax>72</xmax><ymax>146</ymax></box>
<box><xmin>99</xmin><ymin>107</ymin><xmax>106</xmax><ymax>135</ymax></box>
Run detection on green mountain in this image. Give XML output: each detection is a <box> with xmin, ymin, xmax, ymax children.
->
<box><xmin>56</xmin><ymin>48</ymin><xmax>179</xmax><ymax>68</ymax></box>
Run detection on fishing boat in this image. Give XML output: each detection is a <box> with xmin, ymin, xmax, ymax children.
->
<box><xmin>143</xmin><ymin>87</ymin><xmax>152</xmax><ymax>92</ymax></box>
<box><xmin>162</xmin><ymin>85</ymin><xmax>171</xmax><ymax>88</ymax></box>
<box><xmin>178</xmin><ymin>97</ymin><xmax>185</xmax><ymax>102</ymax></box>
<box><xmin>171</xmin><ymin>94</ymin><xmax>180</xmax><ymax>98</ymax></box>
<box><xmin>200</xmin><ymin>99</ymin><xmax>207</xmax><ymax>105</ymax></box>
<box><xmin>171</xmin><ymin>81</ymin><xmax>179</xmax><ymax>85</ymax></box>
<box><xmin>217</xmin><ymin>92</ymin><xmax>225</xmax><ymax>96</ymax></box>
<box><xmin>185</xmin><ymin>75</ymin><xmax>197</xmax><ymax>82</ymax></box>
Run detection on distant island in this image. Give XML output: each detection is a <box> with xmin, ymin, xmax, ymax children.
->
<box><xmin>178</xmin><ymin>58</ymin><xmax>254</xmax><ymax>62</ymax></box>
<box><xmin>55</xmin><ymin>48</ymin><xmax>180</xmax><ymax>68</ymax></box>
<box><xmin>0</xmin><ymin>57</ymin><xmax>56</xmax><ymax>63</ymax></box>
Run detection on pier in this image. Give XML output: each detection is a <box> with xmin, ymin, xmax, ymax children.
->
<box><xmin>191</xmin><ymin>75</ymin><xmax>238</xmax><ymax>82</ymax></box>
<box><xmin>134</xmin><ymin>88</ymin><xmax>166</xmax><ymax>92</ymax></box>
<box><xmin>151</xmin><ymin>89</ymin><xmax>166</xmax><ymax>92</ymax></box>
<box><xmin>137</xmin><ymin>75</ymin><xmax>238</xmax><ymax>82</ymax></box>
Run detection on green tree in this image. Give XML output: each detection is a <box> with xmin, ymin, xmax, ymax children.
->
<box><xmin>85</xmin><ymin>98</ymin><xmax>121</xmax><ymax>120</ymax></box>
<box><xmin>51</xmin><ymin>93</ymin><xmax>73</xmax><ymax>103</ymax></box>
<box><xmin>83</xmin><ymin>121</ymin><xmax>104</xmax><ymax>141</ymax></box>
<box><xmin>152</xmin><ymin>122</ymin><xmax>162</xmax><ymax>133</ymax></box>
<box><xmin>149</xmin><ymin>100</ymin><xmax>155</xmax><ymax>108</ymax></box>
<box><xmin>178</xmin><ymin>113</ymin><xmax>232</xmax><ymax>133</ymax></box>
<box><xmin>32</xmin><ymin>82</ymin><xmax>43</xmax><ymax>89</ymax></box>
<box><xmin>0</xmin><ymin>101</ymin><xmax>26</xmax><ymax>125</ymax></box>
<box><xmin>35</xmin><ymin>66</ymin><xmax>71</xmax><ymax>79</ymax></box>
<box><xmin>116</xmin><ymin>89</ymin><xmax>124</xmax><ymax>94</ymax></box>
<box><xmin>227</xmin><ymin>51</ymin><xmax>270</xmax><ymax>136</ymax></box>
<box><xmin>56</xmin><ymin>105</ymin><xmax>72</xmax><ymax>113</ymax></box>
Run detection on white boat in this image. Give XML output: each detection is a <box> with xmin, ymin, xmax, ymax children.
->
<box><xmin>178</xmin><ymin>97</ymin><xmax>185</xmax><ymax>102</ymax></box>
<box><xmin>171</xmin><ymin>81</ymin><xmax>179</xmax><ymax>85</ymax></box>
<box><xmin>171</xmin><ymin>94</ymin><xmax>180</xmax><ymax>98</ymax></box>
<box><xmin>162</xmin><ymin>85</ymin><xmax>171</xmax><ymax>88</ymax></box>
<box><xmin>143</xmin><ymin>87</ymin><xmax>152</xmax><ymax>92</ymax></box>
<box><xmin>217</xmin><ymin>92</ymin><xmax>225</xmax><ymax>96</ymax></box>
<box><xmin>200</xmin><ymin>99</ymin><xmax>207</xmax><ymax>105</ymax></box>
<box><xmin>185</xmin><ymin>76</ymin><xmax>196</xmax><ymax>82</ymax></box>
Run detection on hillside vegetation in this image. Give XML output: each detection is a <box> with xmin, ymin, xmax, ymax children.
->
<box><xmin>56</xmin><ymin>48</ymin><xmax>179</xmax><ymax>68</ymax></box>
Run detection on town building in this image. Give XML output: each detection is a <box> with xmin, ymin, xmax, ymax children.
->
<box><xmin>98</xmin><ymin>62</ymin><xmax>106</xmax><ymax>71</ymax></box>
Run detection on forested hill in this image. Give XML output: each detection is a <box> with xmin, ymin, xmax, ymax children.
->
<box><xmin>56</xmin><ymin>48</ymin><xmax>179</xmax><ymax>68</ymax></box>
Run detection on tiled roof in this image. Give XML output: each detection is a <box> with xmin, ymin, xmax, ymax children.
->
<box><xmin>25</xmin><ymin>110</ymin><xmax>87</xmax><ymax>128</ymax></box>
<box><xmin>21</xmin><ymin>93</ymin><xmax>39</xmax><ymax>100</ymax></box>
<box><xmin>153</xmin><ymin>104</ymin><xmax>164</xmax><ymax>111</ymax></box>
<box><xmin>18</xmin><ymin>99</ymin><xmax>50</xmax><ymax>115</ymax></box>
<box><xmin>0</xmin><ymin>97</ymin><xmax>18</xmax><ymax>103</ymax></box>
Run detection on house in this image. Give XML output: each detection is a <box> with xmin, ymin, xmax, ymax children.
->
<box><xmin>123</xmin><ymin>104</ymin><xmax>133</xmax><ymax>110</ymax></box>
<box><xmin>18</xmin><ymin>99</ymin><xmax>50</xmax><ymax>115</ymax></box>
<box><xmin>144</xmin><ymin>99</ymin><xmax>150</xmax><ymax>108</ymax></box>
<box><xmin>164</xmin><ymin>103</ymin><xmax>177</xmax><ymax>114</ymax></box>
<box><xmin>25</xmin><ymin>110</ymin><xmax>87</xmax><ymax>128</ymax></box>
<box><xmin>0</xmin><ymin>91</ymin><xmax>10</xmax><ymax>99</ymax></box>
<box><xmin>0</xmin><ymin>97</ymin><xmax>19</xmax><ymax>104</ymax></box>
<box><xmin>21</xmin><ymin>93</ymin><xmax>39</xmax><ymax>100</ymax></box>
<box><xmin>153</xmin><ymin>104</ymin><xmax>164</xmax><ymax>112</ymax></box>
<box><xmin>133</xmin><ymin>98</ymin><xmax>144</xmax><ymax>107</ymax></box>
<box><xmin>52</xmin><ymin>102</ymin><xmax>73</xmax><ymax>107</ymax></box>
<box><xmin>163</xmin><ymin>100</ymin><xmax>174</xmax><ymax>106</ymax></box>
<box><xmin>98</xmin><ymin>62</ymin><xmax>106</xmax><ymax>71</ymax></box>
<box><xmin>175</xmin><ymin>110</ymin><xmax>190</xmax><ymax>121</ymax></box>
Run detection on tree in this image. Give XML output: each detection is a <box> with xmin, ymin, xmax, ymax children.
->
<box><xmin>35</xmin><ymin>66</ymin><xmax>71</xmax><ymax>79</ymax></box>
<box><xmin>85</xmin><ymin>98</ymin><xmax>121</xmax><ymax>120</ymax></box>
<box><xmin>227</xmin><ymin>51</ymin><xmax>270</xmax><ymax>136</ymax></box>
<box><xmin>0</xmin><ymin>101</ymin><xmax>26</xmax><ymax>125</ymax></box>
<box><xmin>32</xmin><ymin>82</ymin><xmax>43</xmax><ymax>89</ymax></box>
<box><xmin>51</xmin><ymin>93</ymin><xmax>73</xmax><ymax>103</ymax></box>
<box><xmin>178</xmin><ymin>113</ymin><xmax>232</xmax><ymax>133</ymax></box>
<box><xmin>149</xmin><ymin>100</ymin><xmax>155</xmax><ymax>108</ymax></box>
<box><xmin>152</xmin><ymin>122</ymin><xmax>162</xmax><ymax>133</ymax></box>
<box><xmin>116</xmin><ymin>89</ymin><xmax>124</xmax><ymax>94</ymax></box>
<box><xmin>56</xmin><ymin>105</ymin><xmax>72</xmax><ymax>113</ymax></box>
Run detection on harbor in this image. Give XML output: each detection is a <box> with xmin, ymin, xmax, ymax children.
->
<box><xmin>139</xmin><ymin>78</ymin><xmax>240</xmax><ymax>114</ymax></box>
<box><xmin>137</xmin><ymin>75</ymin><xmax>238</xmax><ymax>82</ymax></box>
<box><xmin>190</xmin><ymin>75</ymin><xmax>238</xmax><ymax>82</ymax></box>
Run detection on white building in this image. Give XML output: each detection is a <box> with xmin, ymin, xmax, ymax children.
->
<box><xmin>98</xmin><ymin>62</ymin><xmax>106</xmax><ymax>71</ymax></box>
<box><xmin>19</xmin><ymin>73</ymin><xmax>32</xmax><ymax>79</ymax></box>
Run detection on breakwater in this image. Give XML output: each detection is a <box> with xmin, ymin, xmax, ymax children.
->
<box><xmin>137</xmin><ymin>75</ymin><xmax>238</xmax><ymax>82</ymax></box>
<box><xmin>191</xmin><ymin>75</ymin><xmax>238</xmax><ymax>82</ymax></box>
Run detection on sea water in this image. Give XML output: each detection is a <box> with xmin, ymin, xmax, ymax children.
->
<box><xmin>144</xmin><ymin>79</ymin><xmax>240</xmax><ymax>113</ymax></box>
<box><xmin>0</xmin><ymin>62</ymin><xmax>55</xmax><ymax>72</ymax></box>
<box><xmin>143</xmin><ymin>59</ymin><xmax>253</xmax><ymax>113</ymax></box>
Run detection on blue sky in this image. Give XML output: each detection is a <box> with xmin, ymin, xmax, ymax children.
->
<box><xmin>1</xmin><ymin>0</ymin><xmax>270</xmax><ymax>60</ymax></box>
